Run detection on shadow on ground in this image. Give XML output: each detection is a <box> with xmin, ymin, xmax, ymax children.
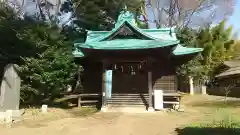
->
<box><xmin>189</xmin><ymin>100</ymin><xmax>240</xmax><ymax>108</ymax></box>
<box><xmin>176</xmin><ymin>127</ymin><xmax>240</xmax><ymax>135</ymax></box>
<box><xmin>20</xmin><ymin>96</ymin><xmax>102</xmax><ymax>118</ymax></box>
<box><xmin>65</xmin><ymin>107</ymin><xmax>99</xmax><ymax>117</ymax></box>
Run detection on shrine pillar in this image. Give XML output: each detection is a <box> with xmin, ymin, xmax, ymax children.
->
<box><xmin>148</xmin><ymin>71</ymin><xmax>154</xmax><ymax>112</ymax></box>
<box><xmin>147</xmin><ymin>60</ymin><xmax>154</xmax><ymax>112</ymax></box>
<box><xmin>101</xmin><ymin>61</ymin><xmax>107</xmax><ymax>112</ymax></box>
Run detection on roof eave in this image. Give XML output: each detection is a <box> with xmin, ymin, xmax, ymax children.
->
<box><xmin>75</xmin><ymin>40</ymin><xmax>179</xmax><ymax>50</ymax></box>
<box><xmin>173</xmin><ymin>48</ymin><xmax>203</xmax><ymax>56</ymax></box>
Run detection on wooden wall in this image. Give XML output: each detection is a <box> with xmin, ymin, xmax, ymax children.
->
<box><xmin>81</xmin><ymin>62</ymin><xmax>178</xmax><ymax>94</ymax></box>
<box><xmin>153</xmin><ymin>75</ymin><xmax>177</xmax><ymax>93</ymax></box>
<box><xmin>207</xmin><ymin>87</ymin><xmax>240</xmax><ymax>98</ymax></box>
<box><xmin>112</xmin><ymin>71</ymin><xmax>148</xmax><ymax>93</ymax></box>
<box><xmin>82</xmin><ymin>62</ymin><xmax>102</xmax><ymax>93</ymax></box>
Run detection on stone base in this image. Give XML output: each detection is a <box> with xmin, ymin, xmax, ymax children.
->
<box><xmin>0</xmin><ymin>109</ymin><xmax>24</xmax><ymax>123</ymax></box>
<box><xmin>106</xmin><ymin>106</ymin><xmax>147</xmax><ymax>113</ymax></box>
<box><xmin>147</xmin><ymin>107</ymin><xmax>155</xmax><ymax>112</ymax></box>
<box><xmin>101</xmin><ymin>107</ymin><xmax>107</xmax><ymax>112</ymax></box>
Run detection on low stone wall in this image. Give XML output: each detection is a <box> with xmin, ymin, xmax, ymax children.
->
<box><xmin>207</xmin><ymin>87</ymin><xmax>240</xmax><ymax>98</ymax></box>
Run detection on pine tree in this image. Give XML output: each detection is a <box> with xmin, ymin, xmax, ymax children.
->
<box><xmin>71</xmin><ymin>0</ymin><xmax>145</xmax><ymax>30</ymax></box>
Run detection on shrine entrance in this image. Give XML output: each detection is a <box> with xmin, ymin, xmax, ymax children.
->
<box><xmin>110</xmin><ymin>62</ymin><xmax>148</xmax><ymax>94</ymax></box>
<box><xmin>112</xmin><ymin>72</ymin><xmax>148</xmax><ymax>94</ymax></box>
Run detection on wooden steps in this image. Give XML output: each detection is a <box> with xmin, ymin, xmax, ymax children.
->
<box><xmin>106</xmin><ymin>93</ymin><xmax>181</xmax><ymax>109</ymax></box>
<box><xmin>107</xmin><ymin>94</ymin><xmax>149</xmax><ymax>107</ymax></box>
<box><xmin>59</xmin><ymin>92</ymin><xmax>181</xmax><ymax>109</ymax></box>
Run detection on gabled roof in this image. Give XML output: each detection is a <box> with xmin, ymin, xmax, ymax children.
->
<box><xmin>216</xmin><ymin>66</ymin><xmax>240</xmax><ymax>78</ymax></box>
<box><xmin>73</xmin><ymin>10</ymin><xmax>203</xmax><ymax>58</ymax></box>
<box><xmin>216</xmin><ymin>60</ymin><xmax>240</xmax><ymax>78</ymax></box>
<box><xmin>223</xmin><ymin>61</ymin><xmax>240</xmax><ymax>68</ymax></box>
<box><xmin>84</xmin><ymin>11</ymin><xmax>178</xmax><ymax>43</ymax></box>
<box><xmin>85</xmin><ymin>27</ymin><xmax>178</xmax><ymax>43</ymax></box>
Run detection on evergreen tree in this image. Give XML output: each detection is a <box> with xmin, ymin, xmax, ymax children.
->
<box><xmin>233</xmin><ymin>40</ymin><xmax>240</xmax><ymax>59</ymax></box>
<box><xmin>0</xmin><ymin>5</ymin><xmax>77</xmax><ymax>104</ymax></box>
<box><xmin>177</xmin><ymin>20</ymin><xmax>235</xmax><ymax>83</ymax></box>
<box><xmin>71</xmin><ymin>0</ymin><xmax>145</xmax><ymax>30</ymax></box>
<box><xmin>19</xmin><ymin>23</ymin><xmax>77</xmax><ymax>103</ymax></box>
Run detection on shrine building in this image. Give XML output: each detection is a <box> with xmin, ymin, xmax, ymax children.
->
<box><xmin>73</xmin><ymin>10</ymin><xmax>203</xmax><ymax>111</ymax></box>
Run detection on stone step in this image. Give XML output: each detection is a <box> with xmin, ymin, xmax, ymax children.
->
<box><xmin>108</xmin><ymin>98</ymin><xmax>147</xmax><ymax>101</ymax></box>
<box><xmin>105</xmin><ymin>106</ymin><xmax>147</xmax><ymax>113</ymax></box>
<box><xmin>107</xmin><ymin>94</ymin><xmax>149</xmax><ymax>106</ymax></box>
<box><xmin>111</xmin><ymin>94</ymin><xmax>148</xmax><ymax>96</ymax></box>
<box><xmin>107</xmin><ymin>100</ymin><xmax>147</xmax><ymax>103</ymax></box>
<box><xmin>108</xmin><ymin>97</ymin><xmax>149</xmax><ymax>100</ymax></box>
<box><xmin>107</xmin><ymin>102</ymin><xmax>146</xmax><ymax>105</ymax></box>
<box><xmin>110</xmin><ymin>96</ymin><xmax>149</xmax><ymax>98</ymax></box>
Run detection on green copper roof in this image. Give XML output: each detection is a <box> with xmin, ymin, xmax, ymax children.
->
<box><xmin>73</xmin><ymin>49</ymin><xmax>84</xmax><ymax>57</ymax></box>
<box><xmin>76</xmin><ymin>39</ymin><xmax>179</xmax><ymax>50</ymax></box>
<box><xmin>85</xmin><ymin>11</ymin><xmax>177</xmax><ymax>43</ymax></box>
<box><xmin>115</xmin><ymin>10</ymin><xmax>137</xmax><ymax>27</ymax></box>
<box><xmin>73</xmin><ymin>10</ymin><xmax>203</xmax><ymax>58</ymax></box>
<box><xmin>73</xmin><ymin>44</ymin><xmax>202</xmax><ymax>57</ymax></box>
<box><xmin>173</xmin><ymin>45</ymin><xmax>203</xmax><ymax>55</ymax></box>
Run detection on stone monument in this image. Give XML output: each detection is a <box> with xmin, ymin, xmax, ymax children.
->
<box><xmin>0</xmin><ymin>64</ymin><xmax>22</xmax><ymax>123</ymax></box>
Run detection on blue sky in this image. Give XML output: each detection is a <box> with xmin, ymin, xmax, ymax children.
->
<box><xmin>25</xmin><ymin>0</ymin><xmax>239</xmax><ymax>39</ymax></box>
<box><xmin>227</xmin><ymin>0</ymin><xmax>240</xmax><ymax>39</ymax></box>
<box><xmin>146</xmin><ymin>0</ymin><xmax>240</xmax><ymax>39</ymax></box>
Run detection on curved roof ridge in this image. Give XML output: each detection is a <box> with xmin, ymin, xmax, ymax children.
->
<box><xmin>97</xmin><ymin>20</ymin><xmax>175</xmax><ymax>42</ymax></box>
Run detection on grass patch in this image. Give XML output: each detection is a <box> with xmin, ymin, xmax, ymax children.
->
<box><xmin>190</xmin><ymin>100</ymin><xmax>240</xmax><ymax>108</ymax></box>
<box><xmin>176</xmin><ymin>109</ymin><xmax>240</xmax><ymax>135</ymax></box>
<box><xmin>176</xmin><ymin>126</ymin><xmax>240</xmax><ymax>135</ymax></box>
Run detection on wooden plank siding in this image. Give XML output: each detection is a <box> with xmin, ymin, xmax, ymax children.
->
<box><xmin>153</xmin><ymin>75</ymin><xmax>178</xmax><ymax>93</ymax></box>
<box><xmin>80</xmin><ymin>62</ymin><xmax>179</xmax><ymax>94</ymax></box>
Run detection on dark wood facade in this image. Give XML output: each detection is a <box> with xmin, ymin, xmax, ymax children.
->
<box><xmin>81</xmin><ymin>61</ymin><xmax>179</xmax><ymax>94</ymax></box>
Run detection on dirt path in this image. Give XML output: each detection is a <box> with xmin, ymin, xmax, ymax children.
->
<box><xmin>0</xmin><ymin>111</ymin><xmax>197</xmax><ymax>135</ymax></box>
<box><xmin>1</xmin><ymin>95</ymin><xmax>230</xmax><ymax>135</ymax></box>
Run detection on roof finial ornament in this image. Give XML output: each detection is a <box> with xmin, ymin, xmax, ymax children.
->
<box><xmin>115</xmin><ymin>7</ymin><xmax>136</xmax><ymax>27</ymax></box>
<box><xmin>124</xmin><ymin>5</ymin><xmax>127</xmax><ymax>11</ymax></box>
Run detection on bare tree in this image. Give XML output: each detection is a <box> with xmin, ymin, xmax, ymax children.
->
<box><xmin>221</xmin><ymin>84</ymin><xmax>235</xmax><ymax>104</ymax></box>
<box><xmin>146</xmin><ymin>0</ymin><xmax>236</xmax><ymax>28</ymax></box>
<box><xmin>3</xmin><ymin>0</ymin><xmax>25</xmax><ymax>17</ymax></box>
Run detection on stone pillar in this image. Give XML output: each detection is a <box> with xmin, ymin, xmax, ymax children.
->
<box><xmin>41</xmin><ymin>104</ymin><xmax>48</xmax><ymax>113</ymax></box>
<box><xmin>5</xmin><ymin>110</ymin><xmax>13</xmax><ymax>123</ymax></box>
<box><xmin>101</xmin><ymin>62</ymin><xmax>107</xmax><ymax>112</ymax></box>
<box><xmin>148</xmin><ymin>71</ymin><xmax>154</xmax><ymax>112</ymax></box>
<box><xmin>189</xmin><ymin>76</ymin><xmax>194</xmax><ymax>95</ymax></box>
<box><xmin>201</xmin><ymin>85</ymin><xmax>207</xmax><ymax>95</ymax></box>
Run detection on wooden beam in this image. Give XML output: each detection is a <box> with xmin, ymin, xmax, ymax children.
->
<box><xmin>148</xmin><ymin>71</ymin><xmax>154</xmax><ymax>111</ymax></box>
